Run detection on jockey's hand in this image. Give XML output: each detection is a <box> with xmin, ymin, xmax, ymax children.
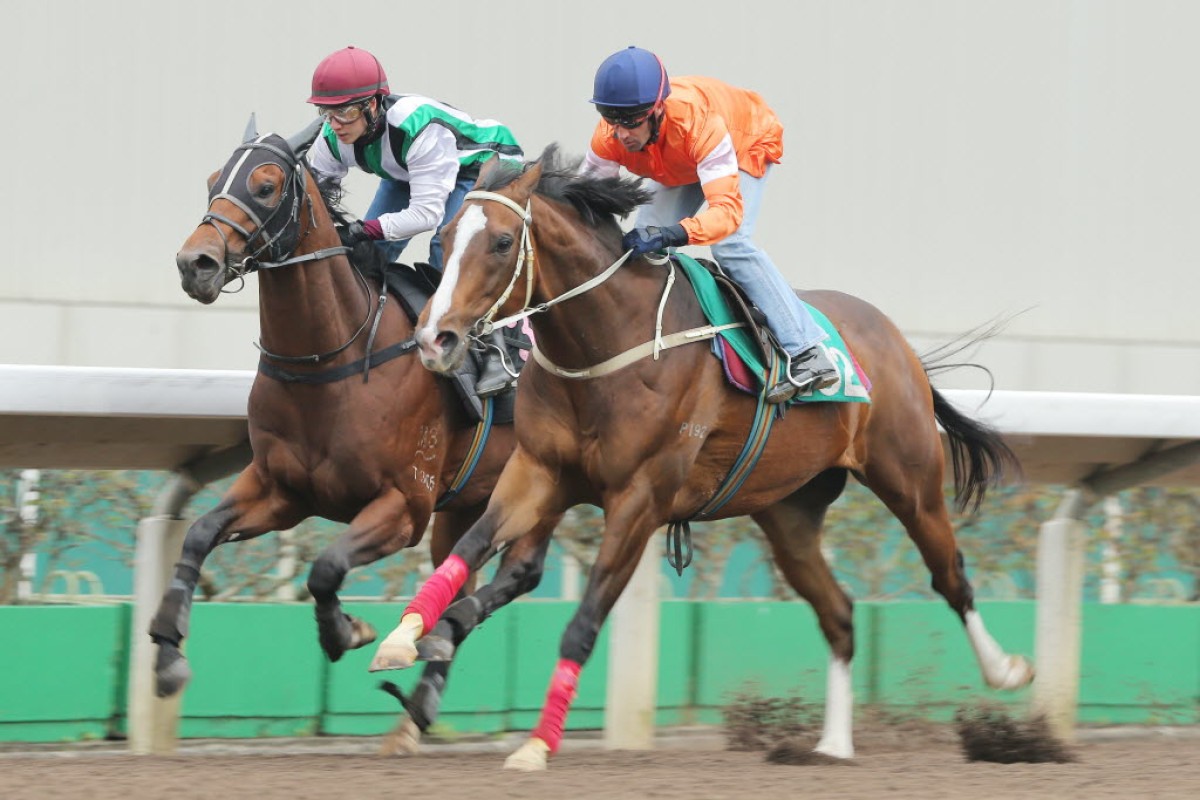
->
<box><xmin>344</xmin><ymin>219</ymin><xmax>384</xmax><ymax>245</ymax></box>
<box><xmin>621</xmin><ymin>224</ymin><xmax>688</xmax><ymax>256</ymax></box>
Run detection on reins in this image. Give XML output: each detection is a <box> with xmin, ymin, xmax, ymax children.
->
<box><xmin>466</xmin><ymin>192</ymin><xmax>747</xmax><ymax>377</ymax></box>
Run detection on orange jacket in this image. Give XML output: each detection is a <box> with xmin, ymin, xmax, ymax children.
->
<box><xmin>586</xmin><ymin>75</ymin><xmax>784</xmax><ymax>245</ymax></box>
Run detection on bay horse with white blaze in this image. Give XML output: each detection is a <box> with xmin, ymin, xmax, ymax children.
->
<box><xmin>370</xmin><ymin>146</ymin><xmax>1033</xmax><ymax>770</ymax></box>
<box><xmin>157</xmin><ymin>117</ymin><xmax>516</xmax><ymax>753</ymax></box>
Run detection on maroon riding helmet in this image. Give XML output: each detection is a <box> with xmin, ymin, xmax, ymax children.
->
<box><xmin>308</xmin><ymin>46</ymin><xmax>390</xmax><ymax>106</ymax></box>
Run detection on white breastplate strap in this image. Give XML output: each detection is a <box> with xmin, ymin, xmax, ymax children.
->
<box><xmin>530</xmin><ymin>322</ymin><xmax>746</xmax><ymax>380</ymax></box>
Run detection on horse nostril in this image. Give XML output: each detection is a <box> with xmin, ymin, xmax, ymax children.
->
<box><xmin>177</xmin><ymin>251</ymin><xmax>221</xmax><ymax>275</ymax></box>
<box><xmin>194</xmin><ymin>253</ymin><xmax>221</xmax><ymax>273</ymax></box>
<box><xmin>436</xmin><ymin>331</ymin><xmax>460</xmax><ymax>355</ymax></box>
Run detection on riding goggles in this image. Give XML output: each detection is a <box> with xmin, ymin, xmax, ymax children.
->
<box><xmin>317</xmin><ymin>101</ymin><xmax>370</xmax><ymax>125</ymax></box>
<box><xmin>600</xmin><ymin>107</ymin><xmax>654</xmax><ymax>129</ymax></box>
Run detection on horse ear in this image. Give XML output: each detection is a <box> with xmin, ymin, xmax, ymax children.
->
<box><xmin>474</xmin><ymin>154</ymin><xmax>502</xmax><ymax>187</ymax></box>
<box><xmin>242</xmin><ymin>112</ymin><xmax>259</xmax><ymax>143</ymax></box>
<box><xmin>514</xmin><ymin>160</ymin><xmax>543</xmax><ymax>196</ymax></box>
<box><xmin>285</xmin><ymin>117</ymin><xmax>325</xmax><ymax>158</ymax></box>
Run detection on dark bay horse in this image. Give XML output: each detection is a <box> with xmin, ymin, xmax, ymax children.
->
<box><xmin>158</xmin><ymin>118</ymin><xmax>516</xmax><ymax>753</ymax></box>
<box><xmin>369</xmin><ymin>146</ymin><xmax>1033</xmax><ymax>770</ymax></box>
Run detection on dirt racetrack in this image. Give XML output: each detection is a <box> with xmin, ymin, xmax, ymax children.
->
<box><xmin>3</xmin><ymin>723</ymin><xmax>1198</xmax><ymax>800</ymax></box>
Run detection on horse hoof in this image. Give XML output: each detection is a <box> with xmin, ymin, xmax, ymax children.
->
<box><xmin>989</xmin><ymin>655</ymin><xmax>1035</xmax><ymax>690</ymax></box>
<box><xmin>503</xmin><ymin>738</ymin><xmax>550</xmax><ymax>772</ymax></box>
<box><xmin>379</xmin><ymin>717</ymin><xmax>421</xmax><ymax>756</ymax></box>
<box><xmin>416</xmin><ymin>634</ymin><xmax>456</xmax><ymax>662</ymax></box>
<box><xmin>349</xmin><ymin>616</ymin><xmax>378</xmax><ymax>650</ymax></box>
<box><xmin>813</xmin><ymin>738</ymin><xmax>855</xmax><ymax>760</ymax></box>
<box><xmin>322</xmin><ymin>615</ymin><xmax>378</xmax><ymax>662</ymax></box>
<box><xmin>369</xmin><ymin>638</ymin><xmax>418</xmax><ymax>672</ymax></box>
<box><xmin>155</xmin><ymin>655</ymin><xmax>193</xmax><ymax>698</ymax></box>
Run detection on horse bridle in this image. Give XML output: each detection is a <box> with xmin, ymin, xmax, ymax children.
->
<box><xmin>200</xmin><ymin>133</ymin><xmax>379</xmax><ymax>365</ymax></box>
<box><xmin>466</xmin><ymin>190</ymin><xmax>633</xmax><ymax>337</ymax></box>
<box><xmin>203</xmin><ymin>134</ymin><xmax>317</xmax><ymax>271</ymax></box>
<box><xmin>463</xmin><ymin>190</ymin><xmax>536</xmax><ymax>335</ymax></box>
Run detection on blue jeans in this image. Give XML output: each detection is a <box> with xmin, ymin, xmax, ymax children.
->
<box><xmin>365</xmin><ymin>175</ymin><xmax>475</xmax><ymax>272</ymax></box>
<box><xmin>635</xmin><ymin>167</ymin><xmax>826</xmax><ymax>357</ymax></box>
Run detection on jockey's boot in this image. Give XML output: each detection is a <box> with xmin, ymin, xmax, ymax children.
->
<box><xmin>765</xmin><ymin>344</ymin><xmax>838</xmax><ymax>404</ymax></box>
<box><xmin>475</xmin><ymin>329</ymin><xmax>515</xmax><ymax>398</ymax></box>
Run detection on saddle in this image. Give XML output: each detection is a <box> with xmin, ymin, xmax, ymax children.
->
<box><xmin>383</xmin><ymin>262</ymin><xmax>530</xmax><ymax>424</ymax></box>
<box><xmin>687</xmin><ymin>256</ymin><xmax>782</xmax><ymax>368</ymax></box>
<box><xmin>673</xmin><ymin>254</ymin><xmax>871</xmax><ymax>404</ymax></box>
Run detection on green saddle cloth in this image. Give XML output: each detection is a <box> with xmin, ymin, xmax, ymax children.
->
<box><xmin>675</xmin><ymin>253</ymin><xmax>870</xmax><ymax>404</ymax></box>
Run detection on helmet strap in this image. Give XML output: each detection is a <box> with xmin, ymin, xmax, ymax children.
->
<box><xmin>362</xmin><ymin>96</ymin><xmax>387</xmax><ymax>142</ymax></box>
<box><xmin>645</xmin><ymin>53</ymin><xmax>669</xmax><ymax>144</ymax></box>
<box><xmin>646</xmin><ymin>108</ymin><xmax>665</xmax><ymax>145</ymax></box>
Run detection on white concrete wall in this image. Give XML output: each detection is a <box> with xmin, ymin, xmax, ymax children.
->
<box><xmin>2</xmin><ymin>1</ymin><xmax>1197</xmax><ymax>392</ymax></box>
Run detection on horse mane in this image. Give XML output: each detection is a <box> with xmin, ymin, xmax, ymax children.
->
<box><xmin>478</xmin><ymin>144</ymin><xmax>652</xmax><ymax>228</ymax></box>
<box><xmin>315</xmin><ymin>175</ymin><xmax>390</xmax><ymax>277</ymax></box>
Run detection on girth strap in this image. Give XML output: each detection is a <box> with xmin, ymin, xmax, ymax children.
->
<box><xmin>435</xmin><ymin>397</ymin><xmax>495</xmax><ymax>510</ymax></box>
<box><xmin>665</xmin><ymin>350</ymin><xmax>787</xmax><ymax>575</ymax></box>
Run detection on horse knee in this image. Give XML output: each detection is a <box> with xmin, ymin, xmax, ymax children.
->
<box><xmin>179</xmin><ymin>509</ymin><xmax>232</xmax><ymax>566</ymax></box>
<box><xmin>454</xmin><ymin>516</ymin><xmax>502</xmax><ymax>566</ymax></box>
<box><xmin>507</xmin><ymin>555</ymin><xmax>545</xmax><ymax>595</ymax></box>
<box><xmin>308</xmin><ymin>547</ymin><xmax>351</xmax><ymax>601</ymax></box>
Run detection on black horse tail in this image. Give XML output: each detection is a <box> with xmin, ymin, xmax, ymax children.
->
<box><xmin>918</xmin><ymin>314</ymin><xmax>1026</xmax><ymax>513</ymax></box>
<box><xmin>930</xmin><ymin>387</ymin><xmax>1021</xmax><ymax>514</ymax></box>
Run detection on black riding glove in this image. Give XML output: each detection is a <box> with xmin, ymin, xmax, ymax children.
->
<box><xmin>340</xmin><ymin>219</ymin><xmax>383</xmax><ymax>247</ymax></box>
<box><xmin>621</xmin><ymin>224</ymin><xmax>689</xmax><ymax>256</ymax></box>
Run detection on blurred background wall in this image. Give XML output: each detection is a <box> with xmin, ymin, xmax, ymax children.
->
<box><xmin>2</xmin><ymin>0</ymin><xmax>1196</xmax><ymax>393</ymax></box>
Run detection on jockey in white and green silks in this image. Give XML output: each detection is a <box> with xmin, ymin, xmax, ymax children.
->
<box><xmin>306</xmin><ymin>46</ymin><xmax>523</xmax><ymax>270</ymax></box>
<box><xmin>306</xmin><ymin>45</ymin><xmax>524</xmax><ymax>396</ymax></box>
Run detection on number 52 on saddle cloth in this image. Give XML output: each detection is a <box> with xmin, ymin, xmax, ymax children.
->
<box><xmin>674</xmin><ymin>253</ymin><xmax>871</xmax><ymax>405</ymax></box>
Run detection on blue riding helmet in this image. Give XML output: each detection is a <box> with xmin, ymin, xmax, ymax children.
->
<box><xmin>590</xmin><ymin>46</ymin><xmax>671</xmax><ymax>108</ymax></box>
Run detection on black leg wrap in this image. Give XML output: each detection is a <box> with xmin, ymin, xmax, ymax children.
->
<box><xmin>308</xmin><ymin>546</ymin><xmax>352</xmax><ymax>603</ymax></box>
<box><xmin>561</xmin><ymin>611</ymin><xmax>602</xmax><ymax>666</ymax></box>
<box><xmin>407</xmin><ymin>664</ymin><xmax>449</xmax><ymax>731</ymax></box>
<box><xmin>148</xmin><ymin>562</ymin><xmax>201</xmax><ymax>644</ymax></box>
<box><xmin>379</xmin><ymin>666</ymin><xmax>446</xmax><ymax>732</ymax></box>
<box><xmin>456</xmin><ymin>521</ymin><xmax>500</xmax><ymax>567</ymax></box>
<box><xmin>440</xmin><ymin>594</ymin><xmax>485</xmax><ymax>645</ymax></box>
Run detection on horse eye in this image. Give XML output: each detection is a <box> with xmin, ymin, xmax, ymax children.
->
<box><xmin>495</xmin><ymin>235</ymin><xmax>513</xmax><ymax>254</ymax></box>
<box><xmin>256</xmin><ymin>183</ymin><xmax>276</xmax><ymax>198</ymax></box>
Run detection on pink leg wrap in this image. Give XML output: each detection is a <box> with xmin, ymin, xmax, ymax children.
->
<box><xmin>403</xmin><ymin>554</ymin><xmax>468</xmax><ymax>634</ymax></box>
<box><xmin>530</xmin><ymin>658</ymin><xmax>582</xmax><ymax>753</ymax></box>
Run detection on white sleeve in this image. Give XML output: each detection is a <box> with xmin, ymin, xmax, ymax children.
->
<box><xmin>581</xmin><ymin>148</ymin><xmax>621</xmax><ymax>179</ymax></box>
<box><xmin>376</xmin><ymin>126</ymin><xmax>458</xmax><ymax>241</ymax></box>
<box><xmin>695</xmin><ymin>133</ymin><xmax>739</xmax><ymax>186</ymax></box>
<box><xmin>306</xmin><ymin>134</ymin><xmax>348</xmax><ymax>183</ymax></box>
